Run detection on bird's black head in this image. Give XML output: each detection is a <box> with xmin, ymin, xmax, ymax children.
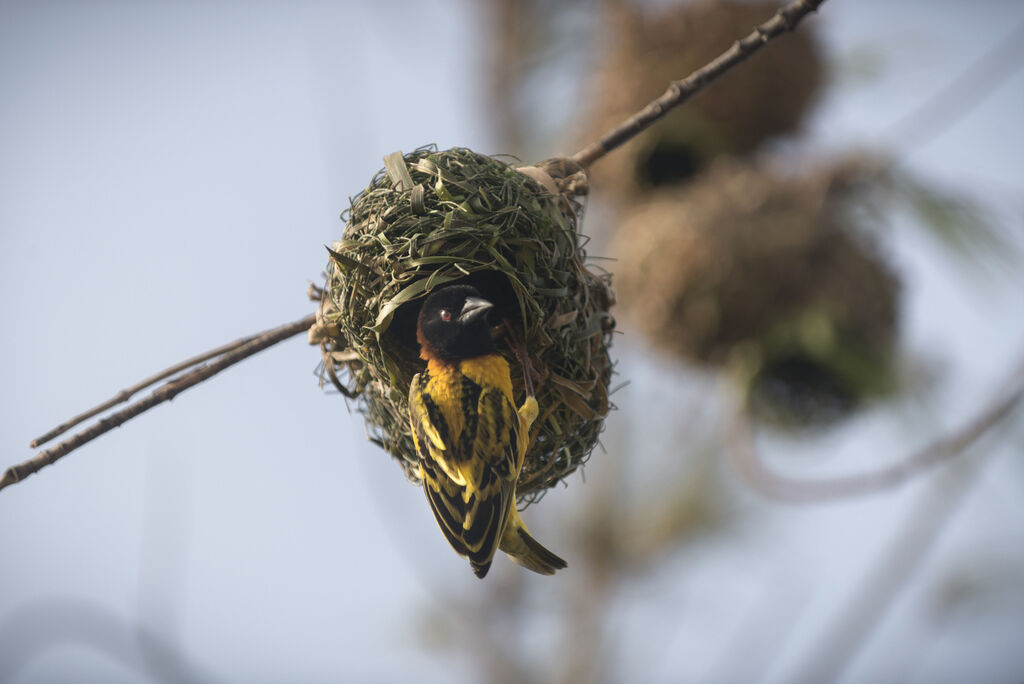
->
<box><xmin>416</xmin><ymin>284</ymin><xmax>496</xmax><ymax>362</ymax></box>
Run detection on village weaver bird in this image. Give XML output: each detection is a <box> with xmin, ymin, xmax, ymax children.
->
<box><xmin>408</xmin><ymin>284</ymin><xmax>567</xmax><ymax>578</ymax></box>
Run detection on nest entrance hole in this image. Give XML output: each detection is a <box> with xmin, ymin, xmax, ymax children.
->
<box><xmin>635</xmin><ymin>139</ymin><xmax>703</xmax><ymax>188</ymax></box>
<box><xmin>749</xmin><ymin>353</ymin><xmax>857</xmax><ymax>427</ymax></box>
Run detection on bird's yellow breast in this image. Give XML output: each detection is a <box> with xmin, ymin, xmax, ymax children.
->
<box><xmin>424</xmin><ymin>355</ymin><xmax>514</xmax><ymax>440</ymax></box>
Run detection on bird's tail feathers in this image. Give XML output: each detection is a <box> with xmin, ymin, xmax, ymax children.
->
<box><xmin>500</xmin><ymin>509</ymin><xmax>567</xmax><ymax>576</ymax></box>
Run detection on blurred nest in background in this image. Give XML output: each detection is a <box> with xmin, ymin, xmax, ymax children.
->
<box><xmin>584</xmin><ymin>0</ymin><xmax>824</xmax><ymax>204</ymax></box>
<box><xmin>613</xmin><ymin>157</ymin><xmax>900</xmax><ymax>426</ymax></box>
<box><xmin>310</xmin><ymin>146</ymin><xmax>615</xmax><ymax>501</ymax></box>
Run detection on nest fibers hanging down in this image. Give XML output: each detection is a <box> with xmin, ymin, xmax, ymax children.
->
<box><xmin>310</xmin><ymin>146</ymin><xmax>615</xmax><ymax>501</ymax></box>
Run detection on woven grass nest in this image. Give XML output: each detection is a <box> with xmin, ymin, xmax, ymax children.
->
<box><xmin>310</xmin><ymin>146</ymin><xmax>615</xmax><ymax>501</ymax></box>
<box><xmin>585</xmin><ymin>0</ymin><xmax>824</xmax><ymax>203</ymax></box>
<box><xmin>613</xmin><ymin>157</ymin><xmax>900</xmax><ymax>426</ymax></box>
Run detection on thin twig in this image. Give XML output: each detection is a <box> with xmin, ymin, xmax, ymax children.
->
<box><xmin>727</xmin><ymin>351</ymin><xmax>1024</xmax><ymax>503</ymax></box>
<box><xmin>885</xmin><ymin>16</ymin><xmax>1024</xmax><ymax>153</ymax></box>
<box><xmin>1</xmin><ymin>314</ymin><xmax>315</xmax><ymax>493</ymax></box>
<box><xmin>570</xmin><ymin>0</ymin><xmax>826</xmax><ymax>169</ymax></box>
<box><xmin>30</xmin><ymin>334</ymin><xmax>260</xmax><ymax>448</ymax></box>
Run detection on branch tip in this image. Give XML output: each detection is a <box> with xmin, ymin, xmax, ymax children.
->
<box><xmin>3</xmin><ymin>313</ymin><xmax>316</xmax><ymax>494</ymax></box>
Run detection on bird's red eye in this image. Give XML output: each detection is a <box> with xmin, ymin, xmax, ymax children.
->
<box><xmin>440</xmin><ymin>309</ymin><xmax>452</xmax><ymax>322</ymax></box>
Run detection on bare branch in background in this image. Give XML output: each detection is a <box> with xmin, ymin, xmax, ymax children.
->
<box><xmin>1</xmin><ymin>314</ymin><xmax>315</xmax><ymax>493</ymax></box>
<box><xmin>727</xmin><ymin>351</ymin><xmax>1024</xmax><ymax>503</ymax></box>
<box><xmin>885</xmin><ymin>17</ymin><xmax>1024</xmax><ymax>152</ymax></box>
<box><xmin>570</xmin><ymin>0</ymin><xmax>826</xmax><ymax>168</ymax></box>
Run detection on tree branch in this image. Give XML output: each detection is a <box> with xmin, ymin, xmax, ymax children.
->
<box><xmin>570</xmin><ymin>0</ymin><xmax>827</xmax><ymax>169</ymax></box>
<box><xmin>727</xmin><ymin>350</ymin><xmax>1024</xmax><ymax>503</ymax></box>
<box><xmin>1</xmin><ymin>314</ymin><xmax>315</xmax><ymax>493</ymax></box>
<box><xmin>7</xmin><ymin>0</ymin><xmax>830</xmax><ymax>492</ymax></box>
<box><xmin>30</xmin><ymin>334</ymin><xmax>260</xmax><ymax>448</ymax></box>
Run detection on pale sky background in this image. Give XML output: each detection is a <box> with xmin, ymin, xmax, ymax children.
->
<box><xmin>2</xmin><ymin>1</ymin><xmax>1023</xmax><ymax>683</ymax></box>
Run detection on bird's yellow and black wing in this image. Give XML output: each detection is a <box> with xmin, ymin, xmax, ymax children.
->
<box><xmin>409</xmin><ymin>372</ymin><xmax>469</xmax><ymax>557</ymax></box>
<box><xmin>409</xmin><ymin>368</ymin><xmax>521</xmax><ymax>578</ymax></box>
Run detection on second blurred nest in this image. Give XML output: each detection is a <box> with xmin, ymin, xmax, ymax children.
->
<box><xmin>613</xmin><ymin>158</ymin><xmax>900</xmax><ymax>425</ymax></box>
<box><xmin>585</xmin><ymin>0</ymin><xmax>824</xmax><ymax>202</ymax></box>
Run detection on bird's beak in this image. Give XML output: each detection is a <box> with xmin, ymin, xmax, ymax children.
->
<box><xmin>459</xmin><ymin>296</ymin><xmax>494</xmax><ymax>324</ymax></box>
